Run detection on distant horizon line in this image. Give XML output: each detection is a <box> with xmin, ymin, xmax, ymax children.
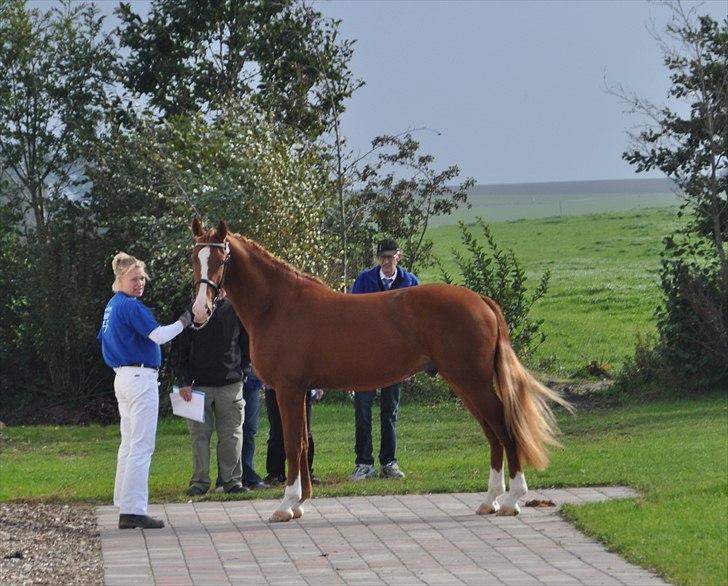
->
<box><xmin>467</xmin><ymin>177</ymin><xmax>676</xmax><ymax>197</ymax></box>
<box><xmin>472</xmin><ymin>177</ymin><xmax>673</xmax><ymax>188</ymax></box>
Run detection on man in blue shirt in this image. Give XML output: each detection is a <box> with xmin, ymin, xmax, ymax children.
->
<box><xmin>348</xmin><ymin>238</ymin><xmax>419</xmax><ymax>481</ymax></box>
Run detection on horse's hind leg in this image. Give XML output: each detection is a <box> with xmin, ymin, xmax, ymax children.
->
<box><xmin>447</xmin><ymin>374</ymin><xmax>527</xmax><ymax>516</ymax></box>
<box><xmin>457</xmin><ymin>390</ymin><xmax>506</xmax><ymax>514</ymax></box>
<box><xmin>269</xmin><ymin>387</ymin><xmax>307</xmax><ymax>523</ymax></box>
<box><xmin>480</xmin><ymin>404</ymin><xmax>528</xmax><ymax>515</ymax></box>
<box><xmin>487</xmin><ymin>416</ymin><xmax>528</xmax><ymax>516</ymax></box>
<box><xmin>477</xmin><ymin>423</ymin><xmax>506</xmax><ymax>515</ymax></box>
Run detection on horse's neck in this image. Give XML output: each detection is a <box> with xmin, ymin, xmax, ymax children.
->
<box><xmin>224</xmin><ymin>239</ymin><xmax>298</xmax><ymax>327</ymax></box>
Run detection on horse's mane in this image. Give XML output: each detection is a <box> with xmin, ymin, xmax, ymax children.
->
<box><xmin>228</xmin><ymin>232</ymin><xmax>328</xmax><ymax>287</ymax></box>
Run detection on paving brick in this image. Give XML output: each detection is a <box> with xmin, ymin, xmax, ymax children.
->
<box><xmin>97</xmin><ymin>487</ymin><xmax>667</xmax><ymax>585</ymax></box>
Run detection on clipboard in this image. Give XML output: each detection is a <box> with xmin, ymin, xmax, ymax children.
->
<box><xmin>170</xmin><ymin>387</ymin><xmax>206</xmax><ymax>423</ymax></box>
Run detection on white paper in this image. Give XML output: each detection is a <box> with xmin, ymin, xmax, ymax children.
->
<box><xmin>170</xmin><ymin>388</ymin><xmax>205</xmax><ymax>423</ymax></box>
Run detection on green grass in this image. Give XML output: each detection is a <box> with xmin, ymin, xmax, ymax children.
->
<box><xmin>1</xmin><ymin>393</ymin><xmax>726</xmax><ymax>585</ymax></box>
<box><xmin>423</xmin><ymin>206</ymin><xmax>683</xmax><ymax>375</ymax></box>
<box><xmin>430</xmin><ymin>191</ymin><xmax>680</xmax><ymax>226</ymax></box>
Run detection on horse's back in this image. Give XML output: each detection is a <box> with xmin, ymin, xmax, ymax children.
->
<box><xmin>399</xmin><ymin>282</ymin><xmax>495</xmax><ymax>322</ymax></box>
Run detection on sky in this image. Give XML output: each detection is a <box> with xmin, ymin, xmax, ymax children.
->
<box><xmin>30</xmin><ymin>0</ymin><xmax>728</xmax><ymax>185</ymax></box>
<box><xmin>311</xmin><ymin>0</ymin><xmax>727</xmax><ymax>185</ymax></box>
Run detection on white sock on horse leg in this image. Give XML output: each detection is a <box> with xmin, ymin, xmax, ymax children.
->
<box><xmin>277</xmin><ymin>472</ymin><xmax>302</xmax><ymax>513</ymax></box>
<box><xmin>487</xmin><ymin>468</ymin><xmax>505</xmax><ymax>501</ymax></box>
<box><xmin>498</xmin><ymin>471</ymin><xmax>528</xmax><ymax>514</ymax></box>
<box><xmin>477</xmin><ymin>467</ymin><xmax>506</xmax><ymax>514</ymax></box>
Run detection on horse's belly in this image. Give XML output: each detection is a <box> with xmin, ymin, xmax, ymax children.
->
<box><xmin>310</xmin><ymin>349</ymin><xmax>428</xmax><ymax>390</ymax></box>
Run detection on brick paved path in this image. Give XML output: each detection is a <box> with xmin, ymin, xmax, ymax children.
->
<box><xmin>97</xmin><ymin>486</ymin><xmax>667</xmax><ymax>585</ymax></box>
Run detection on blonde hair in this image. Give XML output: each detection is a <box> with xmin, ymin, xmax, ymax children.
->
<box><xmin>111</xmin><ymin>252</ymin><xmax>148</xmax><ymax>292</ymax></box>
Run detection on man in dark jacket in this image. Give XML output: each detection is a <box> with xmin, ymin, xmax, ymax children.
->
<box><xmin>347</xmin><ymin>238</ymin><xmax>419</xmax><ymax>481</ymax></box>
<box><xmin>170</xmin><ymin>295</ymin><xmax>263</xmax><ymax>495</ymax></box>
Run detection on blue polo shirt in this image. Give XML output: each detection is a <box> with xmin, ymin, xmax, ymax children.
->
<box><xmin>98</xmin><ymin>292</ymin><xmax>162</xmax><ymax>368</ymax></box>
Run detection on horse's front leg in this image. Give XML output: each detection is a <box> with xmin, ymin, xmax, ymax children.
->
<box><xmin>293</xmin><ymin>397</ymin><xmax>313</xmax><ymax>519</ymax></box>
<box><xmin>269</xmin><ymin>387</ymin><xmax>308</xmax><ymax>523</ymax></box>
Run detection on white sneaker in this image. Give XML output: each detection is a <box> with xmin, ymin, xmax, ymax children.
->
<box><xmin>214</xmin><ymin>485</ymin><xmax>224</xmax><ymax>493</ymax></box>
<box><xmin>347</xmin><ymin>464</ymin><xmax>376</xmax><ymax>481</ymax></box>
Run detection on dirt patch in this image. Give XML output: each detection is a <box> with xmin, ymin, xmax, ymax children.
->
<box><xmin>0</xmin><ymin>503</ymin><xmax>102</xmax><ymax>585</ymax></box>
<box><xmin>547</xmin><ymin>378</ymin><xmax>617</xmax><ymax>409</ymax></box>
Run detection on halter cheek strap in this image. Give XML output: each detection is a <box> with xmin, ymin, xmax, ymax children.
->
<box><xmin>192</xmin><ymin>241</ymin><xmax>231</xmax><ymax>330</ymax></box>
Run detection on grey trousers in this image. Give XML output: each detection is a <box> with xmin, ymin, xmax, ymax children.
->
<box><xmin>187</xmin><ymin>382</ymin><xmax>244</xmax><ymax>491</ymax></box>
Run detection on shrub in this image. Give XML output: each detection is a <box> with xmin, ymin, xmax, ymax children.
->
<box><xmin>654</xmin><ymin>233</ymin><xmax>727</xmax><ymax>387</ymax></box>
<box><xmin>438</xmin><ymin>218</ymin><xmax>550</xmax><ymax>357</ymax></box>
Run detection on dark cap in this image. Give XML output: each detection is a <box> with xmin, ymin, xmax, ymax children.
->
<box><xmin>377</xmin><ymin>238</ymin><xmax>399</xmax><ymax>256</ymax></box>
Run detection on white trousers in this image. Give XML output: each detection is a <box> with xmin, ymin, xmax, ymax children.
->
<box><xmin>113</xmin><ymin>367</ymin><xmax>159</xmax><ymax>515</ymax></box>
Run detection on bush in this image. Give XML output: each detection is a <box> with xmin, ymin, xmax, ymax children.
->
<box><xmin>438</xmin><ymin>218</ymin><xmax>550</xmax><ymax>357</ymax></box>
<box><xmin>618</xmin><ymin>256</ymin><xmax>728</xmax><ymax>393</ymax></box>
<box><xmin>0</xmin><ymin>197</ymin><xmax>114</xmax><ymax>423</ymax></box>
<box><xmin>649</xmin><ymin>233</ymin><xmax>727</xmax><ymax>387</ymax></box>
<box><xmin>401</xmin><ymin>373</ymin><xmax>457</xmax><ymax>405</ymax></box>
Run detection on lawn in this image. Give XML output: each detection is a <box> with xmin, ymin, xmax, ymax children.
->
<box><xmin>1</xmin><ymin>391</ymin><xmax>726</xmax><ymax>585</ymax></box>
<box><xmin>423</xmin><ymin>206</ymin><xmax>683</xmax><ymax>375</ymax></box>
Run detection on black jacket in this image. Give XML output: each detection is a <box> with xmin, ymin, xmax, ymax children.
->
<box><xmin>170</xmin><ymin>298</ymin><xmax>250</xmax><ymax>387</ymax></box>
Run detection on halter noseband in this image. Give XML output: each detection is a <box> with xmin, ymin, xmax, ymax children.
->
<box><xmin>192</xmin><ymin>241</ymin><xmax>231</xmax><ymax>330</ymax></box>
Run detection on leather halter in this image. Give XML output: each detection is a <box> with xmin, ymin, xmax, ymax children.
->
<box><xmin>191</xmin><ymin>241</ymin><xmax>230</xmax><ymax>330</ymax></box>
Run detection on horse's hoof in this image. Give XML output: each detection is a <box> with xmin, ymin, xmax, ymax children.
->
<box><xmin>292</xmin><ymin>504</ymin><xmax>304</xmax><ymax>519</ymax></box>
<box><xmin>495</xmin><ymin>503</ymin><xmax>520</xmax><ymax>516</ymax></box>
<box><xmin>477</xmin><ymin>502</ymin><xmax>499</xmax><ymax>515</ymax></box>
<box><xmin>268</xmin><ymin>509</ymin><xmax>293</xmax><ymax>523</ymax></box>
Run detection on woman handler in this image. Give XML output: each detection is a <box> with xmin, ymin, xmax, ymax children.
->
<box><xmin>99</xmin><ymin>252</ymin><xmax>192</xmax><ymax>529</ymax></box>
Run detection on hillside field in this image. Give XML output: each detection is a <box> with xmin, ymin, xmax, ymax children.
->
<box><xmin>422</xmin><ymin>205</ymin><xmax>682</xmax><ymax>375</ymax></box>
<box><xmin>431</xmin><ymin>191</ymin><xmax>680</xmax><ymax>226</ymax></box>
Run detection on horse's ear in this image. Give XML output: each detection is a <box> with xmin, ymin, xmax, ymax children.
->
<box><xmin>217</xmin><ymin>220</ymin><xmax>228</xmax><ymax>240</ymax></box>
<box><xmin>192</xmin><ymin>218</ymin><xmax>204</xmax><ymax>237</ymax></box>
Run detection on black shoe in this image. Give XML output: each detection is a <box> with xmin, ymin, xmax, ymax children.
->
<box><xmin>225</xmin><ymin>484</ymin><xmax>250</xmax><ymax>494</ymax></box>
<box><xmin>311</xmin><ymin>476</ymin><xmax>322</xmax><ymax>485</ymax></box>
<box><xmin>186</xmin><ymin>485</ymin><xmax>208</xmax><ymax>497</ymax></box>
<box><xmin>118</xmin><ymin>514</ymin><xmax>165</xmax><ymax>529</ymax></box>
<box><xmin>264</xmin><ymin>475</ymin><xmax>285</xmax><ymax>487</ymax></box>
<box><xmin>245</xmin><ymin>481</ymin><xmax>271</xmax><ymax>490</ymax></box>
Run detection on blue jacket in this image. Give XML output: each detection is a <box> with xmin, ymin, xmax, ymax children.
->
<box><xmin>352</xmin><ymin>265</ymin><xmax>419</xmax><ymax>294</ymax></box>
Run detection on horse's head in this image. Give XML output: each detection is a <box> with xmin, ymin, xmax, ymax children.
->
<box><xmin>190</xmin><ymin>218</ymin><xmax>230</xmax><ymax>328</ymax></box>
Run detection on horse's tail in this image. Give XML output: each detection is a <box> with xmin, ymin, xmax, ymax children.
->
<box><xmin>481</xmin><ymin>296</ymin><xmax>573</xmax><ymax>470</ymax></box>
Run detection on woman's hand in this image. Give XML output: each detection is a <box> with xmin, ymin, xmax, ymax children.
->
<box><xmin>178</xmin><ymin>309</ymin><xmax>193</xmax><ymax>328</ymax></box>
<box><xmin>180</xmin><ymin>386</ymin><xmax>193</xmax><ymax>402</ymax></box>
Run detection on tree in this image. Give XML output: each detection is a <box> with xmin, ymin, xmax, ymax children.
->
<box><xmin>0</xmin><ymin>0</ymin><xmax>114</xmax><ymax>241</ymax></box>
<box><xmin>617</xmin><ymin>2</ymin><xmax>727</xmax><ymax>384</ymax></box>
<box><xmin>89</xmin><ymin>98</ymin><xmax>339</xmax><ymax>322</ymax></box>
<box><xmin>115</xmin><ymin>0</ymin><xmax>361</xmax><ymax>138</ymax></box>
<box><xmin>0</xmin><ymin>0</ymin><xmax>116</xmax><ymax>413</ymax></box>
<box><xmin>323</xmin><ymin>132</ymin><xmax>474</xmax><ymax>288</ymax></box>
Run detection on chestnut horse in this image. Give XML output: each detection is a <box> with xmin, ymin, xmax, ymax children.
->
<box><xmin>190</xmin><ymin>220</ymin><xmax>571</xmax><ymax>523</ymax></box>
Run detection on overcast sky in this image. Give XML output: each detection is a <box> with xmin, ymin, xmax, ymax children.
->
<box><xmin>30</xmin><ymin>0</ymin><xmax>728</xmax><ymax>185</ymax></box>
<box><xmin>312</xmin><ymin>0</ymin><xmax>727</xmax><ymax>185</ymax></box>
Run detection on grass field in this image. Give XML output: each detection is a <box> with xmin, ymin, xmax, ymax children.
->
<box><xmin>421</xmin><ymin>206</ymin><xmax>683</xmax><ymax>375</ymax></box>
<box><xmin>430</xmin><ymin>191</ymin><xmax>680</xmax><ymax>226</ymax></box>
<box><xmin>1</xmin><ymin>392</ymin><xmax>726</xmax><ymax>585</ymax></box>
